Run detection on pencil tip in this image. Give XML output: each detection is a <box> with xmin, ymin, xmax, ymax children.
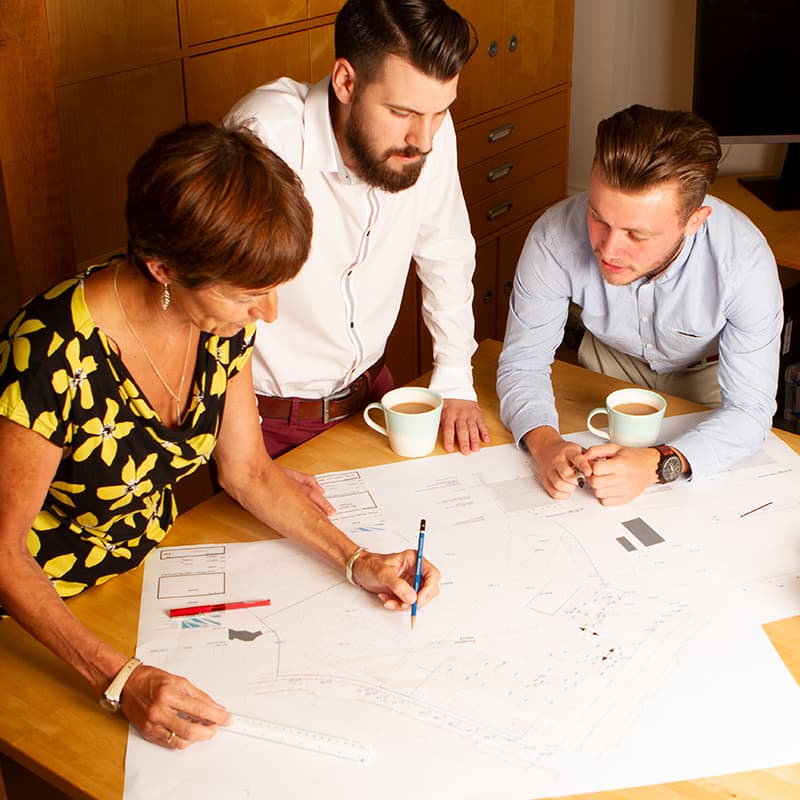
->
<box><xmin>411</xmin><ymin>616</ymin><xmax>416</xmax><ymax>630</ymax></box>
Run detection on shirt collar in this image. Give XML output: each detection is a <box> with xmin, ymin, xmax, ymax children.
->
<box><xmin>302</xmin><ymin>75</ymin><xmax>360</xmax><ymax>184</ymax></box>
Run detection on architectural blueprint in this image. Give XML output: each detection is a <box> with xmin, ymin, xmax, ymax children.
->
<box><xmin>124</xmin><ymin>412</ymin><xmax>800</xmax><ymax>799</ymax></box>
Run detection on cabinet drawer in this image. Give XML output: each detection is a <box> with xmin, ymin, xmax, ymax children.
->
<box><xmin>183</xmin><ymin>0</ymin><xmax>306</xmax><ymax>46</ymax></box>
<box><xmin>456</xmin><ymin>91</ymin><xmax>567</xmax><ymax>170</ymax></box>
<box><xmin>467</xmin><ymin>164</ymin><xmax>564</xmax><ymax>241</ymax></box>
<box><xmin>460</xmin><ymin>128</ymin><xmax>565</xmax><ymax>206</ymax></box>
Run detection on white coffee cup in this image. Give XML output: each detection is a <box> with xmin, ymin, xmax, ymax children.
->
<box><xmin>586</xmin><ymin>387</ymin><xmax>666</xmax><ymax>448</ymax></box>
<box><xmin>363</xmin><ymin>387</ymin><xmax>443</xmax><ymax>458</ymax></box>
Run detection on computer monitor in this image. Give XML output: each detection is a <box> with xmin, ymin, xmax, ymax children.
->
<box><xmin>692</xmin><ymin>0</ymin><xmax>800</xmax><ymax>210</ymax></box>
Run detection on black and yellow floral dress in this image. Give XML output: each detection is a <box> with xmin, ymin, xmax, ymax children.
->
<box><xmin>0</xmin><ymin>264</ymin><xmax>255</xmax><ymax>601</ymax></box>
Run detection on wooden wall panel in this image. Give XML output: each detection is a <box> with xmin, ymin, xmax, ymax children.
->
<box><xmin>185</xmin><ymin>32</ymin><xmax>310</xmax><ymax>122</ymax></box>
<box><xmin>182</xmin><ymin>0</ymin><xmax>306</xmax><ymax>46</ymax></box>
<box><xmin>308</xmin><ymin>0</ymin><xmax>343</xmax><ymax>17</ymax></box>
<box><xmin>309</xmin><ymin>24</ymin><xmax>335</xmax><ymax>82</ymax></box>
<box><xmin>46</xmin><ymin>0</ymin><xmax>179</xmax><ymax>82</ymax></box>
<box><xmin>0</xmin><ymin>0</ymin><xmax>73</xmax><ymax>315</ymax></box>
<box><xmin>55</xmin><ymin>62</ymin><xmax>185</xmax><ymax>265</ymax></box>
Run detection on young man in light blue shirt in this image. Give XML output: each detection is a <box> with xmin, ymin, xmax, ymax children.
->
<box><xmin>497</xmin><ymin>104</ymin><xmax>783</xmax><ymax>506</ymax></box>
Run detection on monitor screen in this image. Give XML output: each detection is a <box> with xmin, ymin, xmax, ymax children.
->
<box><xmin>693</xmin><ymin>0</ymin><xmax>800</xmax><ymax>143</ymax></box>
<box><xmin>693</xmin><ymin>0</ymin><xmax>800</xmax><ymax>209</ymax></box>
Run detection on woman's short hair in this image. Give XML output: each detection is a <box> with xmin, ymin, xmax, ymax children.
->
<box><xmin>126</xmin><ymin>121</ymin><xmax>313</xmax><ymax>289</ymax></box>
<box><xmin>334</xmin><ymin>0</ymin><xmax>477</xmax><ymax>84</ymax></box>
<box><xmin>594</xmin><ymin>104</ymin><xmax>722</xmax><ymax>220</ymax></box>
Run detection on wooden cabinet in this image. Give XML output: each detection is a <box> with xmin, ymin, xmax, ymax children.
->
<box><xmin>2</xmin><ymin>0</ymin><xmax>572</xmax><ymax>391</ymax></box>
<box><xmin>0</xmin><ymin>0</ymin><xmax>341</xmax><ymax>315</ymax></box>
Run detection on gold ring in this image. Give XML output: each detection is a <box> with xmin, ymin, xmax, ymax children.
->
<box><xmin>166</xmin><ymin>729</ymin><xmax>176</xmax><ymax>745</ymax></box>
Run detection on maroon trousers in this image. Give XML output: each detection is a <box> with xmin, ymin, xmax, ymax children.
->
<box><xmin>259</xmin><ymin>364</ymin><xmax>395</xmax><ymax>459</ymax></box>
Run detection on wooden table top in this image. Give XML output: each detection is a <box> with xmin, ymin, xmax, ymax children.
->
<box><xmin>711</xmin><ymin>174</ymin><xmax>800</xmax><ymax>271</ymax></box>
<box><xmin>1</xmin><ymin>339</ymin><xmax>798</xmax><ymax>799</ymax></box>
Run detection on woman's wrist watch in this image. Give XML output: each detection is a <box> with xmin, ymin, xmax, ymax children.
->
<box><xmin>654</xmin><ymin>444</ymin><xmax>682</xmax><ymax>484</ymax></box>
<box><xmin>99</xmin><ymin>657</ymin><xmax>142</xmax><ymax>712</ymax></box>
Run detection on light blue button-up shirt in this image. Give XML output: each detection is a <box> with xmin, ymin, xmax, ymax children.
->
<box><xmin>497</xmin><ymin>192</ymin><xmax>783</xmax><ymax>478</ymax></box>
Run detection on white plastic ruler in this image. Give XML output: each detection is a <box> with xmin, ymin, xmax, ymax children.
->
<box><xmin>223</xmin><ymin>713</ymin><xmax>372</xmax><ymax>763</ymax></box>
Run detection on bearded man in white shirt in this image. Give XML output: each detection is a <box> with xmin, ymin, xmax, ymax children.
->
<box><xmin>226</xmin><ymin>0</ymin><xmax>489</xmax><ymax>458</ymax></box>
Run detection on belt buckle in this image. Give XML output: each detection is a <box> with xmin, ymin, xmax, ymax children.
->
<box><xmin>322</xmin><ymin>386</ymin><xmax>353</xmax><ymax>424</ymax></box>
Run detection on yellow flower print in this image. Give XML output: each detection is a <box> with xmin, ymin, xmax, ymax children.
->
<box><xmin>43</xmin><ymin>552</ymin><xmax>78</xmax><ymax>578</ymax></box>
<box><xmin>43</xmin><ymin>276</ymin><xmax>78</xmax><ymax>301</ymax></box>
<box><xmin>73</xmin><ymin>398</ymin><xmax>136</xmax><ymax>465</ymax></box>
<box><xmin>49</xmin><ymin>480</ymin><xmax>86</xmax><ymax>508</ymax></box>
<box><xmin>51</xmin><ymin>339</ymin><xmax>98</xmax><ymax>409</ymax></box>
<box><xmin>170</xmin><ymin>433</ymin><xmax>216</xmax><ymax>471</ymax></box>
<box><xmin>97</xmin><ymin>453</ymin><xmax>158</xmax><ymax>511</ymax></box>
<box><xmin>0</xmin><ymin>311</ymin><xmax>47</xmax><ymax>374</ymax></box>
<box><xmin>47</xmin><ymin>331</ymin><xmax>64</xmax><ymax>357</ymax></box>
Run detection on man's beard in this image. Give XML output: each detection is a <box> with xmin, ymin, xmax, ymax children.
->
<box><xmin>344</xmin><ymin>108</ymin><xmax>430</xmax><ymax>193</ymax></box>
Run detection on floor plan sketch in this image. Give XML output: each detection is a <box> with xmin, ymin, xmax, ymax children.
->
<box><xmin>125</xmin><ymin>415</ymin><xmax>800</xmax><ymax>800</ymax></box>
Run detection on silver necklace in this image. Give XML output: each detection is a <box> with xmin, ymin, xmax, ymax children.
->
<box><xmin>113</xmin><ymin>264</ymin><xmax>193</xmax><ymax>424</ymax></box>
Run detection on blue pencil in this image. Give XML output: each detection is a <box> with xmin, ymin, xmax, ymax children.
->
<box><xmin>410</xmin><ymin>519</ymin><xmax>426</xmax><ymax>629</ymax></box>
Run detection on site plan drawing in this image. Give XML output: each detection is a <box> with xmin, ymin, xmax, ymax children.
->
<box><xmin>124</xmin><ymin>412</ymin><xmax>800</xmax><ymax>799</ymax></box>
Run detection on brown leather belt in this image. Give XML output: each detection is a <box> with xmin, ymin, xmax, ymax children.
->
<box><xmin>687</xmin><ymin>353</ymin><xmax>719</xmax><ymax>369</ymax></box>
<box><xmin>257</xmin><ymin>357</ymin><xmax>385</xmax><ymax>424</ymax></box>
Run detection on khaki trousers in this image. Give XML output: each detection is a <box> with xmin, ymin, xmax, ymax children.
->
<box><xmin>577</xmin><ymin>331</ymin><xmax>722</xmax><ymax>407</ymax></box>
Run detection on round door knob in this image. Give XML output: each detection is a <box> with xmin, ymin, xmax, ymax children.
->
<box><xmin>508</xmin><ymin>34</ymin><xmax>519</xmax><ymax>53</ymax></box>
<box><xmin>488</xmin><ymin>40</ymin><xmax>499</xmax><ymax>58</ymax></box>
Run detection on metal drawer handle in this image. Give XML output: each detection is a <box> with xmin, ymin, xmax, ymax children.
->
<box><xmin>503</xmin><ymin>280</ymin><xmax>513</xmax><ymax>295</ymax></box>
<box><xmin>488</xmin><ymin>40</ymin><xmax>499</xmax><ymax>58</ymax></box>
<box><xmin>488</xmin><ymin>123</ymin><xmax>515</xmax><ymax>143</ymax></box>
<box><xmin>487</xmin><ymin>201</ymin><xmax>513</xmax><ymax>220</ymax></box>
<box><xmin>508</xmin><ymin>34</ymin><xmax>519</xmax><ymax>53</ymax></box>
<box><xmin>483</xmin><ymin>289</ymin><xmax>494</xmax><ymax>304</ymax></box>
<box><xmin>487</xmin><ymin>162</ymin><xmax>514</xmax><ymax>182</ymax></box>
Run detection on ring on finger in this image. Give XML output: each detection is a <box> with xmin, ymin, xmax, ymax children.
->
<box><xmin>165</xmin><ymin>729</ymin><xmax>176</xmax><ymax>745</ymax></box>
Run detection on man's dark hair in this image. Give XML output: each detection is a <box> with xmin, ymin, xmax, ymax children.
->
<box><xmin>335</xmin><ymin>0</ymin><xmax>476</xmax><ymax>83</ymax></box>
<box><xmin>594</xmin><ymin>104</ymin><xmax>722</xmax><ymax>219</ymax></box>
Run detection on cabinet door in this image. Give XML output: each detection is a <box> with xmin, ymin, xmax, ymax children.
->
<box><xmin>181</xmin><ymin>0</ymin><xmax>306</xmax><ymax>46</ymax></box>
<box><xmin>496</xmin><ymin>221</ymin><xmax>534</xmax><ymax>340</ymax></box>
<box><xmin>46</xmin><ymin>0</ymin><xmax>179</xmax><ymax>82</ymax></box>
<box><xmin>309</xmin><ymin>24</ymin><xmax>335</xmax><ymax>82</ymax></box>
<box><xmin>56</xmin><ymin>62</ymin><xmax>186</xmax><ymax>264</ymax></box>
<box><xmin>473</xmin><ymin>239</ymin><xmax>499</xmax><ymax>343</ymax></box>
<box><xmin>185</xmin><ymin>31</ymin><xmax>310</xmax><ymax>122</ymax></box>
<box><xmin>448</xmin><ymin>0</ymin><xmax>503</xmax><ymax>121</ymax></box>
<box><xmin>308</xmin><ymin>0</ymin><xmax>344</xmax><ymax>16</ymax></box>
<box><xmin>503</xmin><ymin>0</ymin><xmax>573</xmax><ymax>104</ymax></box>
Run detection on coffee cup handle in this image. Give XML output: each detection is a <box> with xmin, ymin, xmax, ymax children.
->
<box><xmin>363</xmin><ymin>403</ymin><xmax>388</xmax><ymax>437</ymax></box>
<box><xmin>586</xmin><ymin>407</ymin><xmax>611</xmax><ymax>441</ymax></box>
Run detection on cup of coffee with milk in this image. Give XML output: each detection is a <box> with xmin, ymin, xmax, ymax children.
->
<box><xmin>363</xmin><ymin>387</ymin><xmax>443</xmax><ymax>457</ymax></box>
<box><xmin>586</xmin><ymin>387</ymin><xmax>666</xmax><ymax>448</ymax></box>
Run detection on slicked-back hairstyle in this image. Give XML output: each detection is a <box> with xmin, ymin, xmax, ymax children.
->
<box><xmin>594</xmin><ymin>104</ymin><xmax>722</xmax><ymax>220</ymax></box>
<box><xmin>126</xmin><ymin>121</ymin><xmax>313</xmax><ymax>289</ymax></box>
<box><xmin>334</xmin><ymin>0</ymin><xmax>476</xmax><ymax>83</ymax></box>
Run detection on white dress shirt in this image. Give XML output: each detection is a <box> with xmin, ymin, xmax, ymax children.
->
<box><xmin>226</xmin><ymin>76</ymin><xmax>477</xmax><ymax>400</ymax></box>
<box><xmin>497</xmin><ymin>192</ymin><xmax>783</xmax><ymax>478</ymax></box>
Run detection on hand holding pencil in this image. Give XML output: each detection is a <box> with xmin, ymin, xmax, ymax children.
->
<box><xmin>346</xmin><ymin>526</ymin><xmax>440</xmax><ymax>612</ymax></box>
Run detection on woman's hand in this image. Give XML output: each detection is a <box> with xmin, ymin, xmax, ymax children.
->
<box><xmin>120</xmin><ymin>664</ymin><xmax>231</xmax><ymax>749</ymax></box>
<box><xmin>281</xmin><ymin>467</ymin><xmax>335</xmax><ymax>515</ymax></box>
<box><xmin>351</xmin><ymin>549</ymin><xmax>441</xmax><ymax>610</ymax></box>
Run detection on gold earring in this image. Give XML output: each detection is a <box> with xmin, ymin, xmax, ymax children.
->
<box><xmin>161</xmin><ymin>283</ymin><xmax>170</xmax><ymax>311</ymax></box>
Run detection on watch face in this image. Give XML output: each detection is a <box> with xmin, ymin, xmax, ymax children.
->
<box><xmin>660</xmin><ymin>454</ymin><xmax>682</xmax><ymax>483</ymax></box>
<box><xmin>99</xmin><ymin>696</ymin><xmax>120</xmax><ymax>712</ymax></box>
